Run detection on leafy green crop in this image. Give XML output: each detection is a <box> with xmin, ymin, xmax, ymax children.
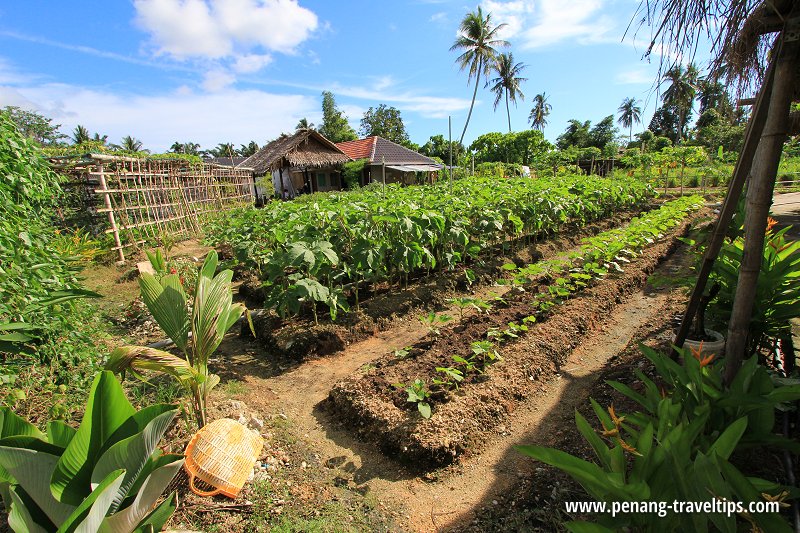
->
<box><xmin>205</xmin><ymin>175</ymin><xmax>654</xmax><ymax>321</ymax></box>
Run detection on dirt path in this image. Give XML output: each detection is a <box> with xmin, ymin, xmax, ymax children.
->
<box><xmin>227</xmin><ymin>247</ymin><xmax>682</xmax><ymax>532</ymax></box>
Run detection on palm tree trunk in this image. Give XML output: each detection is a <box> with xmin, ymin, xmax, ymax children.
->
<box><xmin>724</xmin><ymin>38</ymin><xmax>798</xmax><ymax>385</ymax></box>
<box><xmin>506</xmin><ymin>91</ymin><xmax>511</xmax><ymax>133</ymax></box>
<box><xmin>459</xmin><ymin>64</ymin><xmax>481</xmax><ymax>145</ymax></box>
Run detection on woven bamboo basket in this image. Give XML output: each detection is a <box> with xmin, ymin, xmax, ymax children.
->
<box><xmin>184</xmin><ymin>418</ymin><xmax>264</xmax><ymax>498</ymax></box>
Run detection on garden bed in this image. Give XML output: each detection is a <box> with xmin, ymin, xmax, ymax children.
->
<box><xmin>242</xmin><ymin>208</ymin><xmax>647</xmax><ymax>360</ymax></box>
<box><xmin>324</xmin><ymin>206</ymin><xmax>708</xmax><ymax>469</ymax></box>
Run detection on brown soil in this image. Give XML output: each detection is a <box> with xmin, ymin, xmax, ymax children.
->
<box><xmin>323</xmin><ymin>212</ymin><xmax>704</xmax><ymax>469</ymax></box>
<box><xmin>205</xmin><ymin>232</ymin><xmax>703</xmax><ymax>533</ymax></box>
<box><xmin>90</xmin><ymin>205</ymin><xmax>731</xmax><ymax>532</ymax></box>
<box><xmin>243</xmin><ymin>209</ymin><xmax>645</xmax><ymax>361</ymax></box>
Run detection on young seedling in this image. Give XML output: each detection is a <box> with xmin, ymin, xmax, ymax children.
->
<box><xmin>447</xmin><ymin>297</ymin><xmax>493</xmax><ymax>320</ymax></box>
<box><xmin>470</xmin><ymin>340</ymin><xmax>500</xmax><ymax>369</ymax></box>
<box><xmin>452</xmin><ymin>354</ymin><xmax>478</xmax><ymax>374</ymax></box>
<box><xmin>433</xmin><ymin>366</ymin><xmax>464</xmax><ymax>390</ymax></box>
<box><xmin>404</xmin><ymin>379</ymin><xmax>432</xmax><ymax>418</ymax></box>
<box><xmin>502</xmin><ymin>321</ymin><xmax>528</xmax><ymax>339</ymax></box>
<box><xmin>418</xmin><ymin>311</ymin><xmax>452</xmax><ymax>335</ymax></box>
<box><xmin>393</xmin><ymin>346</ymin><xmax>412</xmax><ymax>359</ymax></box>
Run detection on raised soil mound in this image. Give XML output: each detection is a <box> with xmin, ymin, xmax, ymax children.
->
<box><xmin>324</xmin><ymin>212</ymin><xmax>704</xmax><ymax>470</ymax></box>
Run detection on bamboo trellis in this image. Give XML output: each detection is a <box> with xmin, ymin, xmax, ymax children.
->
<box><xmin>52</xmin><ymin>154</ymin><xmax>255</xmax><ymax>262</ymax></box>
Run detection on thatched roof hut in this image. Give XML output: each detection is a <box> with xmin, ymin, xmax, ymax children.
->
<box><xmin>241</xmin><ymin>129</ymin><xmax>350</xmax><ymax>176</ymax></box>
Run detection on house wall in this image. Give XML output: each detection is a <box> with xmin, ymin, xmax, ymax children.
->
<box><xmin>365</xmin><ymin>165</ymin><xmax>420</xmax><ymax>186</ymax></box>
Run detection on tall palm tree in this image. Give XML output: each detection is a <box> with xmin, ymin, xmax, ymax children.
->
<box><xmin>119</xmin><ymin>135</ymin><xmax>144</xmax><ymax>152</ymax></box>
<box><xmin>170</xmin><ymin>141</ymin><xmax>201</xmax><ymax>155</ymax></box>
<box><xmin>71</xmin><ymin>125</ymin><xmax>90</xmax><ymax>144</ymax></box>
<box><xmin>239</xmin><ymin>141</ymin><xmax>259</xmax><ymax>157</ymax></box>
<box><xmin>528</xmin><ymin>93</ymin><xmax>552</xmax><ymax>132</ymax></box>
<box><xmin>617</xmin><ymin>97</ymin><xmax>642</xmax><ymax>142</ymax></box>
<box><xmin>450</xmin><ymin>7</ymin><xmax>509</xmax><ymax>145</ymax></box>
<box><xmin>661</xmin><ymin>63</ymin><xmax>699</xmax><ymax>143</ymax></box>
<box><xmin>489</xmin><ymin>52</ymin><xmax>527</xmax><ymax>132</ymax></box>
<box><xmin>210</xmin><ymin>143</ymin><xmax>237</xmax><ymax>158</ymax></box>
<box><xmin>295</xmin><ymin>118</ymin><xmax>315</xmax><ymax>130</ymax></box>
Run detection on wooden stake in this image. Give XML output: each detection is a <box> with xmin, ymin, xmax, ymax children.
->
<box><xmin>724</xmin><ymin>36</ymin><xmax>799</xmax><ymax>384</ymax></box>
<box><xmin>98</xmin><ymin>163</ymin><xmax>125</xmax><ymax>263</ymax></box>
<box><xmin>673</xmin><ymin>42</ymin><xmax>779</xmax><ymax>358</ymax></box>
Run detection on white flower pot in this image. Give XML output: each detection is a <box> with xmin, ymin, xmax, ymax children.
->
<box><xmin>677</xmin><ymin>329</ymin><xmax>725</xmax><ymax>358</ymax></box>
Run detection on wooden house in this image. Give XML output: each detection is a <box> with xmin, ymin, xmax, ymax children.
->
<box><xmin>241</xmin><ymin>129</ymin><xmax>351</xmax><ymax>199</ymax></box>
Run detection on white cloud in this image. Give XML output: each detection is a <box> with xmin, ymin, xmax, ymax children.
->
<box><xmin>133</xmin><ymin>0</ymin><xmax>318</xmax><ymax>76</ymax></box>
<box><xmin>202</xmin><ymin>69</ymin><xmax>236</xmax><ymax>91</ymax></box>
<box><xmin>233</xmin><ymin>54</ymin><xmax>273</xmax><ymax>73</ymax></box>
<box><xmin>480</xmin><ymin>0</ymin><xmax>615</xmax><ymax>49</ymax></box>
<box><xmin>2</xmin><ymin>81</ymin><xmax>319</xmax><ymax>151</ymax></box>
<box><xmin>615</xmin><ymin>68</ymin><xmax>655</xmax><ymax>85</ymax></box>
<box><xmin>429</xmin><ymin>12</ymin><xmax>448</xmax><ymax>23</ymax></box>
<box><xmin>481</xmin><ymin>1</ymin><xmax>534</xmax><ymax>40</ymax></box>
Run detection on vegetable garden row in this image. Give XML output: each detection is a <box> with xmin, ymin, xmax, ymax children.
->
<box><xmin>327</xmin><ymin>196</ymin><xmax>705</xmax><ymax>466</ymax></box>
<box><xmin>206</xmin><ymin>176</ymin><xmax>654</xmax><ymax>321</ymax></box>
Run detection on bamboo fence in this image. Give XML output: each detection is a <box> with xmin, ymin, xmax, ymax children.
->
<box><xmin>51</xmin><ymin>154</ymin><xmax>255</xmax><ymax>262</ymax></box>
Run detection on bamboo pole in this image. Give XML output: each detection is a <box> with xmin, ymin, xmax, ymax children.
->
<box><xmin>98</xmin><ymin>163</ymin><xmax>125</xmax><ymax>263</ymax></box>
<box><xmin>672</xmin><ymin>43</ymin><xmax>779</xmax><ymax>358</ymax></box>
<box><xmin>724</xmin><ymin>35</ymin><xmax>798</xmax><ymax>385</ymax></box>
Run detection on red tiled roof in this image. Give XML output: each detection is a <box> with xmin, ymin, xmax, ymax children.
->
<box><xmin>336</xmin><ymin>137</ymin><xmax>376</xmax><ymax>161</ymax></box>
<box><xmin>336</xmin><ymin>136</ymin><xmax>440</xmax><ymax>167</ymax></box>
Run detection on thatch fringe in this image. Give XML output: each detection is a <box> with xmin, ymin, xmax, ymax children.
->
<box><xmin>241</xmin><ymin>129</ymin><xmax>350</xmax><ymax>175</ymax></box>
<box><xmin>633</xmin><ymin>0</ymin><xmax>795</xmax><ymax>92</ymax></box>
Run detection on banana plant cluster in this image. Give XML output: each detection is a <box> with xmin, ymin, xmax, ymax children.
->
<box><xmin>206</xmin><ymin>175</ymin><xmax>654</xmax><ymax>321</ymax></box>
<box><xmin>0</xmin><ymin>371</ymin><xmax>182</xmax><ymax>532</ymax></box>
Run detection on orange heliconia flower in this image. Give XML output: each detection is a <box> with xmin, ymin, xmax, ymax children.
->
<box><xmin>617</xmin><ymin>438</ymin><xmax>642</xmax><ymax>456</ymax></box>
<box><xmin>599</xmin><ymin>424</ymin><xmax>619</xmax><ymax>438</ymax></box>
<box><xmin>608</xmin><ymin>405</ymin><xmax>625</xmax><ymax>427</ymax></box>
<box><xmin>690</xmin><ymin>341</ymin><xmax>715</xmax><ymax>367</ymax></box>
<box><xmin>766</xmin><ymin>217</ymin><xmax>778</xmax><ymax>233</ymax></box>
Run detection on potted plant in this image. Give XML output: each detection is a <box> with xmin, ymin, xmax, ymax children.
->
<box><xmin>679</xmin><ymin>283</ymin><xmax>726</xmax><ymax>358</ymax></box>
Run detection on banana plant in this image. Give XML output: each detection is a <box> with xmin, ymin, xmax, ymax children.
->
<box><xmin>0</xmin><ymin>371</ymin><xmax>182</xmax><ymax>532</ymax></box>
<box><xmin>106</xmin><ymin>250</ymin><xmax>246</xmax><ymax>428</ymax></box>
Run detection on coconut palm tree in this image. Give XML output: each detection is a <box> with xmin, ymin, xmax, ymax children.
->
<box><xmin>661</xmin><ymin>63</ymin><xmax>699</xmax><ymax>143</ymax></box>
<box><xmin>617</xmin><ymin>97</ymin><xmax>643</xmax><ymax>142</ymax></box>
<box><xmin>71</xmin><ymin>125</ymin><xmax>90</xmax><ymax>145</ymax></box>
<box><xmin>489</xmin><ymin>53</ymin><xmax>527</xmax><ymax>132</ymax></box>
<box><xmin>450</xmin><ymin>7</ymin><xmax>509</xmax><ymax>145</ymax></box>
<box><xmin>528</xmin><ymin>93</ymin><xmax>552</xmax><ymax>132</ymax></box>
<box><xmin>295</xmin><ymin>118</ymin><xmax>315</xmax><ymax>130</ymax></box>
<box><xmin>239</xmin><ymin>141</ymin><xmax>259</xmax><ymax>157</ymax></box>
<box><xmin>210</xmin><ymin>143</ymin><xmax>237</xmax><ymax>158</ymax></box>
<box><xmin>170</xmin><ymin>141</ymin><xmax>201</xmax><ymax>155</ymax></box>
<box><xmin>120</xmin><ymin>135</ymin><xmax>144</xmax><ymax>152</ymax></box>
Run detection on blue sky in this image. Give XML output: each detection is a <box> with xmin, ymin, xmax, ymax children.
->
<box><xmin>0</xmin><ymin>0</ymin><xmax>702</xmax><ymax>152</ymax></box>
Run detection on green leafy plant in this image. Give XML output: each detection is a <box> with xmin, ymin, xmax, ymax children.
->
<box><xmin>470</xmin><ymin>340</ymin><xmax>501</xmax><ymax>369</ymax></box>
<box><xmin>393</xmin><ymin>347</ymin><xmax>412</xmax><ymax>359</ymax></box>
<box><xmin>432</xmin><ymin>366</ymin><xmax>464</xmax><ymax>390</ymax></box>
<box><xmin>517</xmin><ymin>346</ymin><xmax>797</xmax><ymax>532</ymax></box>
<box><xmin>402</xmin><ymin>379</ymin><xmax>432</xmax><ymax>419</ymax></box>
<box><xmin>106</xmin><ymin>250</ymin><xmax>247</xmax><ymax>428</ymax></box>
<box><xmin>418</xmin><ymin>312</ymin><xmax>452</xmax><ymax>335</ymax></box>
<box><xmin>711</xmin><ymin>224</ymin><xmax>800</xmax><ymax>357</ymax></box>
<box><xmin>0</xmin><ymin>371</ymin><xmax>183</xmax><ymax>532</ymax></box>
<box><xmin>611</xmin><ymin>345</ymin><xmax>800</xmax><ymax>453</ymax></box>
<box><xmin>205</xmin><ymin>175</ymin><xmax>655</xmax><ymax>324</ymax></box>
<box><xmin>447</xmin><ymin>297</ymin><xmax>492</xmax><ymax>321</ymax></box>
